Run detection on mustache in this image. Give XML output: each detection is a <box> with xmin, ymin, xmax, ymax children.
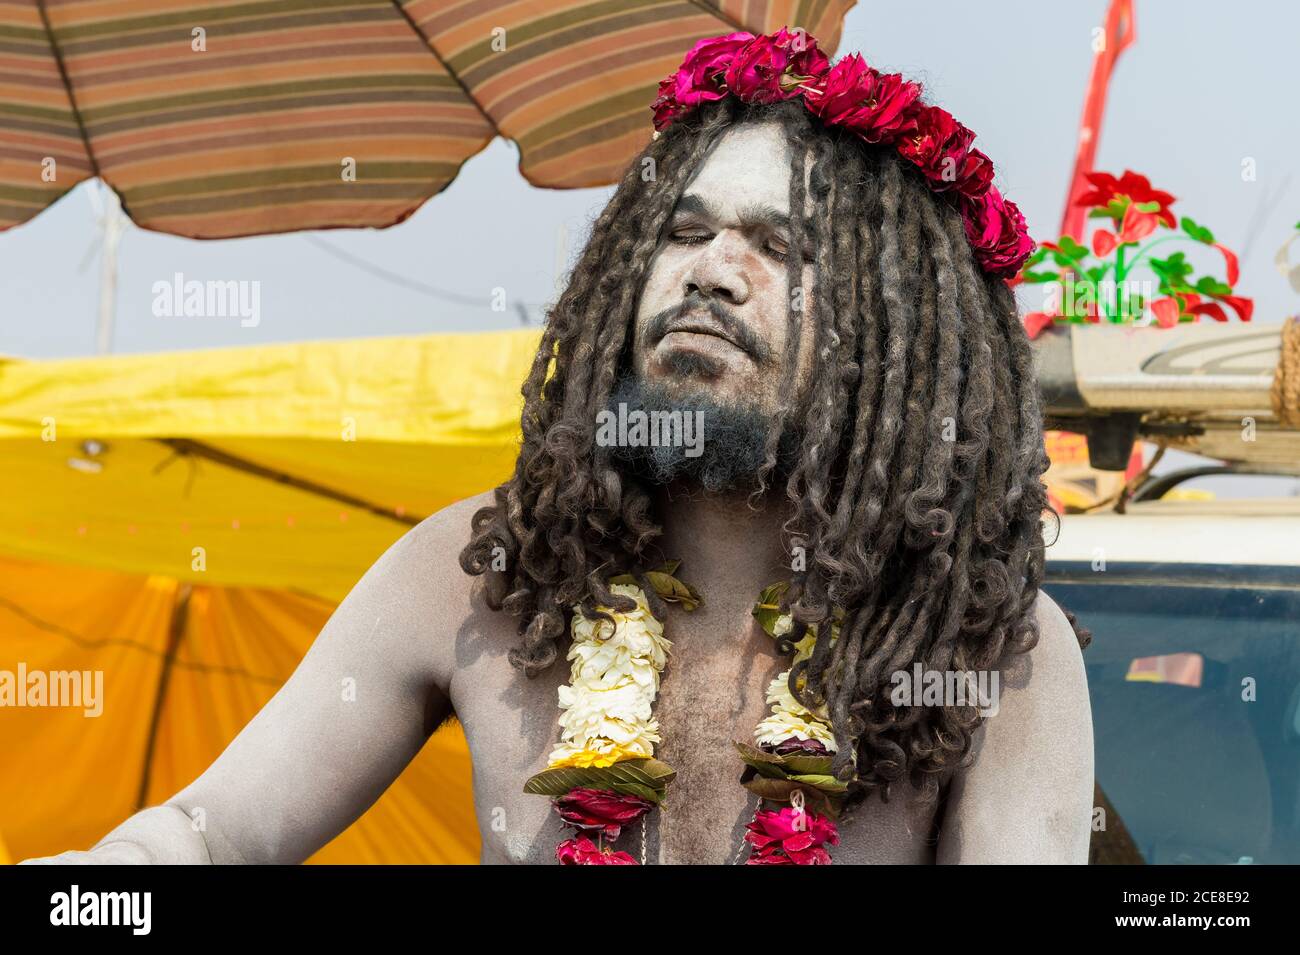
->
<box><xmin>645</xmin><ymin>294</ymin><xmax>772</xmax><ymax>364</ymax></box>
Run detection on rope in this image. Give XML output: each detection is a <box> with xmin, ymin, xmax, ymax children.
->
<box><xmin>1271</xmin><ymin>316</ymin><xmax>1300</xmax><ymax>428</ymax></box>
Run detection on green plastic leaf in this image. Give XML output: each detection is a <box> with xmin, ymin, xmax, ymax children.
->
<box><xmin>1057</xmin><ymin>236</ymin><xmax>1089</xmax><ymax>260</ymax></box>
<box><xmin>1195</xmin><ymin>276</ymin><xmax>1231</xmax><ymax>296</ymax></box>
<box><xmin>1180</xmin><ymin>216</ymin><xmax>1215</xmax><ymax>244</ymax></box>
<box><xmin>1021</xmin><ymin>269</ymin><xmax>1060</xmax><ymax>284</ymax></box>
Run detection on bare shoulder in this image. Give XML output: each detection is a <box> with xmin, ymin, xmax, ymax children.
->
<box><xmin>1001</xmin><ymin>588</ymin><xmax>1089</xmax><ymax>693</ymax></box>
<box><xmin>326</xmin><ymin>488</ymin><xmax>501</xmax><ymax>691</ymax></box>
<box><xmin>936</xmin><ymin>588</ymin><xmax>1095</xmax><ymax>862</ymax></box>
<box><xmin>394</xmin><ymin>488</ymin><xmax>498</xmax><ymax>601</ymax></box>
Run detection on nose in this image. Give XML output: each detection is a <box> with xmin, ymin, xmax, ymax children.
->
<box><xmin>682</xmin><ymin>232</ymin><xmax>751</xmax><ymax>306</ymax></box>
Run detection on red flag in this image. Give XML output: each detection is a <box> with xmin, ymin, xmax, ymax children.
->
<box><xmin>1060</xmin><ymin>0</ymin><xmax>1137</xmax><ymax>240</ymax></box>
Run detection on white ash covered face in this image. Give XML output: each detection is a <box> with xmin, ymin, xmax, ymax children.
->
<box><xmin>632</xmin><ymin>120</ymin><xmax>820</xmax><ymax>419</ymax></box>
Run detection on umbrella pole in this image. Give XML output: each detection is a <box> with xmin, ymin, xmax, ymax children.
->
<box><xmin>135</xmin><ymin>582</ymin><xmax>193</xmax><ymax>811</ymax></box>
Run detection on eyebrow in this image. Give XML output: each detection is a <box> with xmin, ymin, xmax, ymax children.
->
<box><xmin>671</xmin><ymin>192</ymin><xmax>791</xmax><ymax>235</ymax></box>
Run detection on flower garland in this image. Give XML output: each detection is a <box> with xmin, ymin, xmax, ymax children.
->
<box><xmin>524</xmin><ymin>569</ymin><xmax>847</xmax><ymax>865</ymax></box>
<box><xmin>649</xmin><ymin>27</ymin><xmax>1034</xmax><ymax>278</ymax></box>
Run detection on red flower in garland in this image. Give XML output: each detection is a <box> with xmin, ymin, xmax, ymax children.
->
<box><xmin>960</xmin><ymin>186</ymin><xmax>1036</xmax><ymax>279</ymax></box>
<box><xmin>556</xmin><ymin>836</ymin><xmax>638</xmax><ymax>865</ymax></box>
<box><xmin>897</xmin><ymin>106</ymin><xmax>992</xmax><ymax>197</ymax></box>
<box><xmin>651</xmin><ymin>31</ymin><xmax>754</xmax><ymax>129</ymax></box>
<box><xmin>649</xmin><ymin>28</ymin><xmax>1035</xmax><ymax>278</ymax></box>
<box><xmin>770</xmin><ymin>737</ymin><xmax>829</xmax><ymax>756</ymax></box>
<box><xmin>805</xmin><ymin>53</ymin><xmax>922</xmax><ymax>144</ymax></box>
<box><xmin>723</xmin><ymin>26</ymin><xmax>830</xmax><ymax>104</ymax></box>
<box><xmin>1075</xmin><ymin>170</ymin><xmax>1177</xmax><ymax>227</ymax></box>
<box><xmin>553</xmin><ymin>787</ymin><xmax>654</xmax><ymax>840</ymax></box>
<box><xmin>744</xmin><ymin>806</ymin><xmax>839</xmax><ymax>865</ymax></box>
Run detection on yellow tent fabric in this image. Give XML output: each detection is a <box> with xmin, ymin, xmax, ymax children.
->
<box><xmin>0</xmin><ymin>330</ymin><xmax>542</xmax><ymax>863</ymax></box>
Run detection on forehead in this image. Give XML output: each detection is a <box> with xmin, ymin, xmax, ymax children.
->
<box><xmin>677</xmin><ymin>121</ymin><xmax>794</xmax><ymax>217</ymax></box>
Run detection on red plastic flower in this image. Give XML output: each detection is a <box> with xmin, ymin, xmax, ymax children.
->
<box><xmin>1075</xmin><ymin>170</ymin><xmax>1176</xmax><ymax>227</ymax></box>
<box><xmin>553</xmin><ymin>787</ymin><xmax>654</xmax><ymax>840</ymax></box>
<box><xmin>744</xmin><ymin>806</ymin><xmax>839</xmax><ymax>865</ymax></box>
<box><xmin>556</xmin><ymin>836</ymin><xmax>638</xmax><ymax>865</ymax></box>
<box><xmin>961</xmin><ymin>186</ymin><xmax>1036</xmax><ymax>278</ymax></box>
<box><xmin>723</xmin><ymin>27</ymin><xmax>830</xmax><ymax>104</ymax></box>
<box><xmin>1117</xmin><ymin>199</ymin><xmax>1160</xmax><ymax>244</ymax></box>
<box><xmin>805</xmin><ymin>54</ymin><xmax>922</xmax><ymax>144</ymax></box>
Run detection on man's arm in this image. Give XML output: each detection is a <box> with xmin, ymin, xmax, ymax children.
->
<box><xmin>936</xmin><ymin>591</ymin><xmax>1095</xmax><ymax>864</ymax></box>
<box><xmin>22</xmin><ymin>499</ymin><xmax>476</xmax><ymax>865</ymax></box>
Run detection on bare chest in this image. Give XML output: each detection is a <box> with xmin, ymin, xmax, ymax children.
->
<box><xmin>450</xmin><ymin>602</ymin><xmax>944</xmax><ymax>864</ymax></box>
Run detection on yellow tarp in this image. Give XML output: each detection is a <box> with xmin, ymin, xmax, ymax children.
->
<box><xmin>0</xmin><ymin>330</ymin><xmax>542</xmax><ymax>863</ymax></box>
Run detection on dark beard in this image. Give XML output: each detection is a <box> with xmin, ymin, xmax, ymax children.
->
<box><xmin>602</xmin><ymin>372</ymin><xmax>800</xmax><ymax>493</ymax></box>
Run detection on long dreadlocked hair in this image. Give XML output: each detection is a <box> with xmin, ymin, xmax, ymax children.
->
<box><xmin>459</xmin><ymin>95</ymin><xmax>1091</xmax><ymax>808</ymax></box>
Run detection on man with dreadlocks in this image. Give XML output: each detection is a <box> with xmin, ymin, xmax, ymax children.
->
<box><xmin>25</xmin><ymin>30</ymin><xmax>1092</xmax><ymax>867</ymax></box>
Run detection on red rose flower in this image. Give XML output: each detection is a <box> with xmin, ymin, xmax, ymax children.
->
<box><xmin>953</xmin><ymin>146</ymin><xmax>995</xmax><ymax>199</ymax></box>
<box><xmin>556</xmin><ymin>836</ymin><xmax>638</xmax><ymax>865</ymax></box>
<box><xmin>744</xmin><ymin>806</ymin><xmax>839</xmax><ymax>865</ymax></box>
<box><xmin>1074</xmin><ymin>170</ymin><xmax>1176</xmax><ymax>227</ymax></box>
<box><xmin>652</xmin><ymin>32</ymin><xmax>755</xmax><ymax>130</ymax></box>
<box><xmin>961</xmin><ymin>186</ymin><xmax>1036</xmax><ymax>278</ymax></box>
<box><xmin>805</xmin><ymin>54</ymin><xmax>922</xmax><ymax>144</ymax></box>
<box><xmin>897</xmin><ymin>105</ymin><xmax>982</xmax><ymax>194</ymax></box>
<box><xmin>553</xmin><ymin>787</ymin><xmax>654</xmax><ymax>840</ymax></box>
<box><xmin>770</xmin><ymin>737</ymin><xmax>829</xmax><ymax>756</ymax></box>
<box><xmin>723</xmin><ymin>27</ymin><xmax>830</xmax><ymax>104</ymax></box>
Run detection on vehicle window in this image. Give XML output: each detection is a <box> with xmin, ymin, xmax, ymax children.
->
<box><xmin>1046</xmin><ymin>562</ymin><xmax>1300</xmax><ymax>864</ymax></box>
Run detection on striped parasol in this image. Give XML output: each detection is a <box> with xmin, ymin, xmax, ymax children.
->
<box><xmin>1</xmin><ymin>0</ymin><xmax>855</xmax><ymax>239</ymax></box>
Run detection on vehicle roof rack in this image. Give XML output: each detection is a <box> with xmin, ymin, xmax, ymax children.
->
<box><xmin>1034</xmin><ymin>323</ymin><xmax>1299</xmax><ymax>470</ymax></box>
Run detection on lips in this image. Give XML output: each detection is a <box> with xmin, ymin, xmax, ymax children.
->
<box><xmin>662</xmin><ymin>313</ymin><xmax>742</xmax><ymax>352</ymax></box>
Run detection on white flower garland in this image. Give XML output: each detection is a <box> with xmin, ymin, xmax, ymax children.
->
<box><xmin>547</xmin><ymin>584</ymin><xmax>673</xmax><ymax>769</ymax></box>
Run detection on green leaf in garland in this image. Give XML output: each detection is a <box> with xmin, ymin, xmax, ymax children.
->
<box><xmin>741</xmin><ymin>777</ymin><xmax>842</xmax><ymax>819</ymax></box>
<box><xmin>609</xmin><ymin>562</ymin><xmax>702</xmax><ymax>611</ymax></box>
<box><xmin>734</xmin><ymin>740</ymin><xmax>836</xmax><ymax>779</ymax></box>
<box><xmin>734</xmin><ymin>740</ymin><xmax>783</xmax><ymax>763</ymax></box>
<box><xmin>789</xmin><ymin>773</ymin><xmax>849</xmax><ymax>793</ymax></box>
<box><xmin>642</xmin><ymin>571</ymin><xmax>702</xmax><ymax>610</ymax></box>
<box><xmin>752</xmin><ymin>581</ymin><xmax>789</xmax><ymax>638</ymax></box>
<box><xmin>781</xmin><ymin>753</ymin><xmax>835</xmax><ymax>775</ymax></box>
<box><xmin>523</xmin><ymin>757</ymin><xmax>677</xmax><ymax>802</ymax></box>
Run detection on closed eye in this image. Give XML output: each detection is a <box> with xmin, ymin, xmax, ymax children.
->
<box><xmin>669</xmin><ymin>230</ymin><xmax>713</xmax><ymax>246</ymax></box>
